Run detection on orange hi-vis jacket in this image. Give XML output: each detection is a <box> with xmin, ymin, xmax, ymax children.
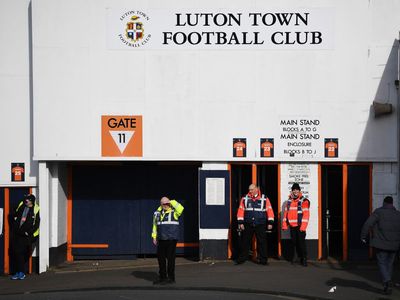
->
<box><xmin>282</xmin><ymin>192</ymin><xmax>310</xmax><ymax>231</ymax></box>
<box><xmin>237</xmin><ymin>192</ymin><xmax>274</xmax><ymax>225</ymax></box>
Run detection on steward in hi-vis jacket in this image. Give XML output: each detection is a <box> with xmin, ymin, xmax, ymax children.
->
<box><xmin>10</xmin><ymin>194</ymin><xmax>40</xmax><ymax>280</ymax></box>
<box><xmin>282</xmin><ymin>183</ymin><xmax>310</xmax><ymax>266</ymax></box>
<box><xmin>152</xmin><ymin>197</ymin><xmax>184</xmax><ymax>285</ymax></box>
<box><xmin>235</xmin><ymin>184</ymin><xmax>274</xmax><ymax>265</ymax></box>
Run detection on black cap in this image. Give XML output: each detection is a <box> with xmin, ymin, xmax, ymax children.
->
<box><xmin>291</xmin><ymin>183</ymin><xmax>301</xmax><ymax>191</ymax></box>
<box><xmin>24</xmin><ymin>194</ymin><xmax>36</xmax><ymax>203</ymax></box>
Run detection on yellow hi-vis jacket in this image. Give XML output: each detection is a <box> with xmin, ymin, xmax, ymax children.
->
<box><xmin>152</xmin><ymin>200</ymin><xmax>184</xmax><ymax>240</ymax></box>
<box><xmin>16</xmin><ymin>201</ymin><xmax>40</xmax><ymax>238</ymax></box>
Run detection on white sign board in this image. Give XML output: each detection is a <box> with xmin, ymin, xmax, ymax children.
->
<box><xmin>106</xmin><ymin>8</ymin><xmax>334</xmax><ymax>50</ymax></box>
<box><xmin>206</xmin><ymin>178</ymin><xmax>225</xmax><ymax>205</ymax></box>
<box><xmin>277</xmin><ymin>117</ymin><xmax>322</xmax><ymax>159</ymax></box>
<box><xmin>281</xmin><ymin>163</ymin><xmax>318</xmax><ymax>239</ymax></box>
<box><xmin>286</xmin><ymin>164</ymin><xmax>311</xmax><ymax>198</ymax></box>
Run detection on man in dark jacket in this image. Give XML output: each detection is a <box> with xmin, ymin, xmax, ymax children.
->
<box><xmin>236</xmin><ymin>184</ymin><xmax>274</xmax><ymax>265</ymax></box>
<box><xmin>9</xmin><ymin>194</ymin><xmax>40</xmax><ymax>280</ymax></box>
<box><xmin>152</xmin><ymin>197</ymin><xmax>184</xmax><ymax>285</ymax></box>
<box><xmin>361</xmin><ymin>196</ymin><xmax>400</xmax><ymax>295</ymax></box>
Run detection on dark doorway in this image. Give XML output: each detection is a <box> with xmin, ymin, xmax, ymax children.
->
<box><xmin>230</xmin><ymin>164</ymin><xmax>279</xmax><ymax>260</ymax></box>
<box><xmin>347</xmin><ymin>165</ymin><xmax>370</xmax><ymax>261</ymax></box>
<box><xmin>257</xmin><ymin>165</ymin><xmax>279</xmax><ymax>258</ymax></box>
<box><xmin>321</xmin><ymin>165</ymin><xmax>343</xmax><ymax>260</ymax></box>
<box><xmin>71</xmin><ymin>162</ymin><xmax>200</xmax><ymax>259</ymax></box>
<box><xmin>8</xmin><ymin>188</ymin><xmax>31</xmax><ymax>274</ymax></box>
<box><xmin>230</xmin><ymin>165</ymin><xmax>252</xmax><ymax>259</ymax></box>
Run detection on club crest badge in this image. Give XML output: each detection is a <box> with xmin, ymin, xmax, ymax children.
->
<box><xmin>118</xmin><ymin>11</ymin><xmax>151</xmax><ymax>48</ymax></box>
<box><xmin>126</xmin><ymin>16</ymin><xmax>144</xmax><ymax>42</ymax></box>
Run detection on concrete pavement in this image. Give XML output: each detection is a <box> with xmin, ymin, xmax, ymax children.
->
<box><xmin>0</xmin><ymin>258</ymin><xmax>399</xmax><ymax>300</ymax></box>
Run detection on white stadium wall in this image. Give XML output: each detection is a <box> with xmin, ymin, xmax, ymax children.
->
<box><xmin>30</xmin><ymin>0</ymin><xmax>399</xmax><ymax>162</ymax></box>
<box><xmin>0</xmin><ymin>0</ymin><xmax>37</xmax><ymax>186</ymax></box>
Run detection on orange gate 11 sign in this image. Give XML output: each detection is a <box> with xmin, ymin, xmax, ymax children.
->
<box><xmin>101</xmin><ymin>116</ymin><xmax>143</xmax><ymax>157</ymax></box>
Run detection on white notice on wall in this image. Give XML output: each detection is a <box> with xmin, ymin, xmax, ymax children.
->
<box><xmin>206</xmin><ymin>178</ymin><xmax>225</xmax><ymax>205</ymax></box>
<box><xmin>287</xmin><ymin>164</ymin><xmax>311</xmax><ymax>198</ymax></box>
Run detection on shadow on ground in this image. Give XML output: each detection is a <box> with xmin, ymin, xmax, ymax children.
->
<box><xmin>131</xmin><ymin>271</ymin><xmax>158</xmax><ymax>282</ymax></box>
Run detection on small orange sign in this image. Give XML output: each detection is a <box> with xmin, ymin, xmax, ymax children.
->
<box><xmin>11</xmin><ymin>163</ymin><xmax>25</xmax><ymax>182</ymax></box>
<box><xmin>324</xmin><ymin>138</ymin><xmax>338</xmax><ymax>158</ymax></box>
<box><xmin>260</xmin><ymin>138</ymin><xmax>274</xmax><ymax>158</ymax></box>
<box><xmin>101</xmin><ymin>115</ymin><xmax>142</xmax><ymax>157</ymax></box>
<box><xmin>233</xmin><ymin>138</ymin><xmax>246</xmax><ymax>157</ymax></box>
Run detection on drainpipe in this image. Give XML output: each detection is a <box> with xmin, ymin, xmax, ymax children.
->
<box><xmin>397</xmin><ymin>32</ymin><xmax>400</xmax><ymax>208</ymax></box>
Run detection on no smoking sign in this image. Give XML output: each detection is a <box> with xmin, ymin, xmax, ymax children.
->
<box><xmin>101</xmin><ymin>115</ymin><xmax>143</xmax><ymax>157</ymax></box>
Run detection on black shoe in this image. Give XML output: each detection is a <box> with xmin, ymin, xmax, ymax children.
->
<box><xmin>383</xmin><ymin>282</ymin><xmax>392</xmax><ymax>295</ymax></box>
<box><xmin>301</xmin><ymin>258</ymin><xmax>308</xmax><ymax>267</ymax></box>
<box><xmin>166</xmin><ymin>278</ymin><xmax>176</xmax><ymax>284</ymax></box>
<box><xmin>258</xmin><ymin>260</ymin><xmax>268</xmax><ymax>265</ymax></box>
<box><xmin>153</xmin><ymin>278</ymin><xmax>167</xmax><ymax>285</ymax></box>
<box><xmin>234</xmin><ymin>260</ymin><xmax>245</xmax><ymax>265</ymax></box>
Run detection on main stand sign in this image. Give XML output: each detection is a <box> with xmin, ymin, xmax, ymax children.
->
<box><xmin>101</xmin><ymin>116</ymin><xmax>143</xmax><ymax>157</ymax></box>
<box><xmin>278</xmin><ymin>117</ymin><xmax>322</xmax><ymax>159</ymax></box>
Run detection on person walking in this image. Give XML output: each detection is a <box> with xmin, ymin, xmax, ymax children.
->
<box><xmin>152</xmin><ymin>196</ymin><xmax>184</xmax><ymax>285</ymax></box>
<box><xmin>9</xmin><ymin>194</ymin><xmax>40</xmax><ymax>280</ymax></box>
<box><xmin>236</xmin><ymin>184</ymin><xmax>274</xmax><ymax>265</ymax></box>
<box><xmin>361</xmin><ymin>196</ymin><xmax>400</xmax><ymax>295</ymax></box>
<box><xmin>282</xmin><ymin>183</ymin><xmax>310</xmax><ymax>266</ymax></box>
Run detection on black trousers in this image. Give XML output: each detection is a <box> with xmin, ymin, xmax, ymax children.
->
<box><xmin>289</xmin><ymin>226</ymin><xmax>307</xmax><ymax>261</ymax></box>
<box><xmin>157</xmin><ymin>239</ymin><xmax>177</xmax><ymax>280</ymax></box>
<box><xmin>238</xmin><ymin>223</ymin><xmax>267</xmax><ymax>263</ymax></box>
<box><xmin>10</xmin><ymin>233</ymin><xmax>31</xmax><ymax>274</ymax></box>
